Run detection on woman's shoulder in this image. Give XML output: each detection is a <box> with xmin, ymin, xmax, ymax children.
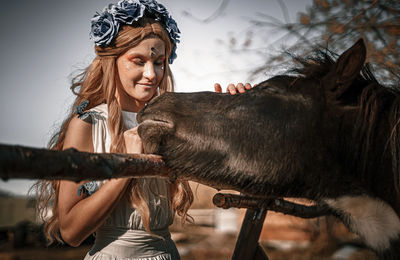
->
<box><xmin>64</xmin><ymin>103</ymin><xmax>111</xmax><ymax>153</ymax></box>
<box><xmin>62</xmin><ymin>99</ymin><xmax>110</xmax><ymax>153</ymax></box>
<box><xmin>63</xmin><ymin>115</ymin><xmax>94</xmax><ymax>152</ymax></box>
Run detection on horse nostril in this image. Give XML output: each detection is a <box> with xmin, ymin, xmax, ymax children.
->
<box><xmin>138</xmin><ymin>118</ymin><xmax>175</xmax><ymax>154</ymax></box>
<box><xmin>137</xmin><ymin>118</ymin><xmax>175</xmax><ymax>136</ymax></box>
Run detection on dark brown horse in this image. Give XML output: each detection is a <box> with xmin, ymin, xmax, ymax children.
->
<box><xmin>137</xmin><ymin>39</ymin><xmax>400</xmax><ymax>259</ymax></box>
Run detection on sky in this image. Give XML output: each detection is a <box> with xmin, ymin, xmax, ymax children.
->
<box><xmin>0</xmin><ymin>0</ymin><xmax>312</xmax><ymax>195</ymax></box>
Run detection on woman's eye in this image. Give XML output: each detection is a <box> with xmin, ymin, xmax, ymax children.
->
<box><xmin>133</xmin><ymin>58</ymin><xmax>145</xmax><ymax>65</ymax></box>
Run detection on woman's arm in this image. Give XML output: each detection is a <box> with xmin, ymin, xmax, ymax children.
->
<box><xmin>57</xmin><ymin>116</ymin><xmax>132</xmax><ymax>247</ymax></box>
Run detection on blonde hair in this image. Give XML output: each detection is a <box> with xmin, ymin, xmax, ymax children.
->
<box><xmin>34</xmin><ymin>18</ymin><xmax>193</xmax><ymax>244</ymax></box>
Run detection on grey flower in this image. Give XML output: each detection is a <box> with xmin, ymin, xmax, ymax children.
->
<box><xmin>114</xmin><ymin>0</ymin><xmax>145</xmax><ymax>24</ymax></box>
<box><xmin>169</xmin><ymin>45</ymin><xmax>177</xmax><ymax>64</ymax></box>
<box><xmin>139</xmin><ymin>0</ymin><xmax>157</xmax><ymax>9</ymax></box>
<box><xmin>140</xmin><ymin>0</ymin><xmax>167</xmax><ymax>15</ymax></box>
<box><xmin>75</xmin><ymin>100</ymin><xmax>89</xmax><ymax>116</ymax></box>
<box><xmin>75</xmin><ymin>100</ymin><xmax>98</xmax><ymax>120</ymax></box>
<box><xmin>164</xmin><ymin>16</ymin><xmax>180</xmax><ymax>40</ymax></box>
<box><xmin>90</xmin><ymin>11</ymin><xmax>119</xmax><ymax>46</ymax></box>
<box><xmin>90</xmin><ymin>0</ymin><xmax>180</xmax><ymax>63</ymax></box>
<box><xmin>164</xmin><ymin>15</ymin><xmax>180</xmax><ymax>63</ymax></box>
<box><xmin>77</xmin><ymin>181</ymin><xmax>99</xmax><ymax>196</ymax></box>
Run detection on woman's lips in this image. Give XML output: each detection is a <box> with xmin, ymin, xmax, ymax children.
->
<box><xmin>137</xmin><ymin>83</ymin><xmax>155</xmax><ymax>89</ymax></box>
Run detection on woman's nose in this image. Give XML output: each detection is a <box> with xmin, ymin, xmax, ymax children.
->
<box><xmin>143</xmin><ymin>62</ymin><xmax>156</xmax><ymax>81</ymax></box>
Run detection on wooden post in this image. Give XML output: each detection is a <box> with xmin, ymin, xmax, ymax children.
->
<box><xmin>212</xmin><ymin>193</ymin><xmax>332</xmax><ymax>260</ymax></box>
<box><xmin>231</xmin><ymin>208</ymin><xmax>268</xmax><ymax>260</ymax></box>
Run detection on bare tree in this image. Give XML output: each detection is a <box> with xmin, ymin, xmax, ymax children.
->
<box><xmin>224</xmin><ymin>0</ymin><xmax>400</xmax><ymax>84</ymax></box>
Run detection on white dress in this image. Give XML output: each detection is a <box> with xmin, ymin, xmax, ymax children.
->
<box><xmin>81</xmin><ymin>103</ymin><xmax>179</xmax><ymax>260</ymax></box>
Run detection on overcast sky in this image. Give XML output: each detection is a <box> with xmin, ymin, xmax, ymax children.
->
<box><xmin>0</xmin><ymin>0</ymin><xmax>312</xmax><ymax>195</ymax></box>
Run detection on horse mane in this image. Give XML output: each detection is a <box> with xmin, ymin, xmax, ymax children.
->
<box><xmin>289</xmin><ymin>49</ymin><xmax>400</xmax><ymax>199</ymax></box>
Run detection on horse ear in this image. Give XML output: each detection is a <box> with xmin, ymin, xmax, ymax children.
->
<box><xmin>330</xmin><ymin>39</ymin><xmax>366</xmax><ymax>98</ymax></box>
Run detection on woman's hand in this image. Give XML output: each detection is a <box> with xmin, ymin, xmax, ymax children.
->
<box><xmin>124</xmin><ymin>126</ymin><xmax>143</xmax><ymax>154</ymax></box>
<box><xmin>214</xmin><ymin>83</ymin><xmax>252</xmax><ymax>95</ymax></box>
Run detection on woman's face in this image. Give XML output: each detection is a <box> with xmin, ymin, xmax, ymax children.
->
<box><xmin>116</xmin><ymin>37</ymin><xmax>166</xmax><ymax>112</ymax></box>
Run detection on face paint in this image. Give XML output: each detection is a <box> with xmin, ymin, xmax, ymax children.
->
<box><xmin>151</xmin><ymin>47</ymin><xmax>156</xmax><ymax>58</ymax></box>
<box><xmin>115</xmin><ymin>37</ymin><xmax>166</xmax><ymax>112</ymax></box>
<box><xmin>124</xmin><ymin>60</ymin><xmax>133</xmax><ymax>70</ymax></box>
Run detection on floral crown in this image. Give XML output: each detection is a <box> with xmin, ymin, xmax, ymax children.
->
<box><xmin>90</xmin><ymin>0</ymin><xmax>180</xmax><ymax>64</ymax></box>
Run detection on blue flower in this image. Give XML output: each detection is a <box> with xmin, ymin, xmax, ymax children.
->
<box><xmin>77</xmin><ymin>181</ymin><xmax>99</xmax><ymax>196</ymax></box>
<box><xmin>139</xmin><ymin>0</ymin><xmax>158</xmax><ymax>9</ymax></box>
<box><xmin>164</xmin><ymin>15</ymin><xmax>180</xmax><ymax>42</ymax></box>
<box><xmin>90</xmin><ymin>0</ymin><xmax>180</xmax><ymax>63</ymax></box>
<box><xmin>152</xmin><ymin>2</ymin><xmax>168</xmax><ymax>15</ymax></box>
<box><xmin>90</xmin><ymin>10</ymin><xmax>120</xmax><ymax>47</ymax></box>
<box><xmin>114</xmin><ymin>0</ymin><xmax>145</xmax><ymax>24</ymax></box>
<box><xmin>75</xmin><ymin>100</ymin><xmax>98</xmax><ymax>120</ymax></box>
<box><xmin>169</xmin><ymin>45</ymin><xmax>177</xmax><ymax>64</ymax></box>
<box><xmin>140</xmin><ymin>0</ymin><xmax>167</xmax><ymax>16</ymax></box>
<box><xmin>75</xmin><ymin>100</ymin><xmax>89</xmax><ymax>116</ymax></box>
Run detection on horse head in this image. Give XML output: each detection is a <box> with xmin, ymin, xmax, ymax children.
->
<box><xmin>137</xmin><ymin>39</ymin><xmax>400</xmax><ymax>259</ymax></box>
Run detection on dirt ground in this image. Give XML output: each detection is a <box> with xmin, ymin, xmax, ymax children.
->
<box><xmin>0</xmin><ymin>223</ymin><xmax>379</xmax><ymax>260</ymax></box>
<box><xmin>0</xmin><ymin>185</ymin><xmax>379</xmax><ymax>260</ymax></box>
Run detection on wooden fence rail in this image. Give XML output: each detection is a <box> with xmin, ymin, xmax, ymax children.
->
<box><xmin>0</xmin><ymin>143</ymin><xmax>330</xmax><ymax>219</ymax></box>
<box><xmin>0</xmin><ymin>143</ymin><xmax>333</xmax><ymax>260</ymax></box>
<box><xmin>0</xmin><ymin>144</ymin><xmax>169</xmax><ymax>182</ymax></box>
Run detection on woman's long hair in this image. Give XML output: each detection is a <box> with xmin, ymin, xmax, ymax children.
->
<box><xmin>34</xmin><ymin>18</ymin><xmax>193</xmax><ymax>244</ymax></box>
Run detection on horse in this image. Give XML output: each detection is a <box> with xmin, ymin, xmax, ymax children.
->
<box><xmin>137</xmin><ymin>39</ymin><xmax>400</xmax><ymax>259</ymax></box>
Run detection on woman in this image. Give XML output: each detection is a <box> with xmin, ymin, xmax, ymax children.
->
<box><xmin>35</xmin><ymin>0</ymin><xmax>250</xmax><ymax>259</ymax></box>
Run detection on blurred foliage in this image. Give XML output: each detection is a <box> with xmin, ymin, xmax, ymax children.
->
<box><xmin>228</xmin><ymin>0</ymin><xmax>400</xmax><ymax>84</ymax></box>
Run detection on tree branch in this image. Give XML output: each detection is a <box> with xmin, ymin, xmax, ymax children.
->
<box><xmin>182</xmin><ymin>0</ymin><xmax>230</xmax><ymax>24</ymax></box>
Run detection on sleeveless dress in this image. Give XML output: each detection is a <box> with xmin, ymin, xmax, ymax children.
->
<box><xmin>82</xmin><ymin>103</ymin><xmax>180</xmax><ymax>260</ymax></box>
